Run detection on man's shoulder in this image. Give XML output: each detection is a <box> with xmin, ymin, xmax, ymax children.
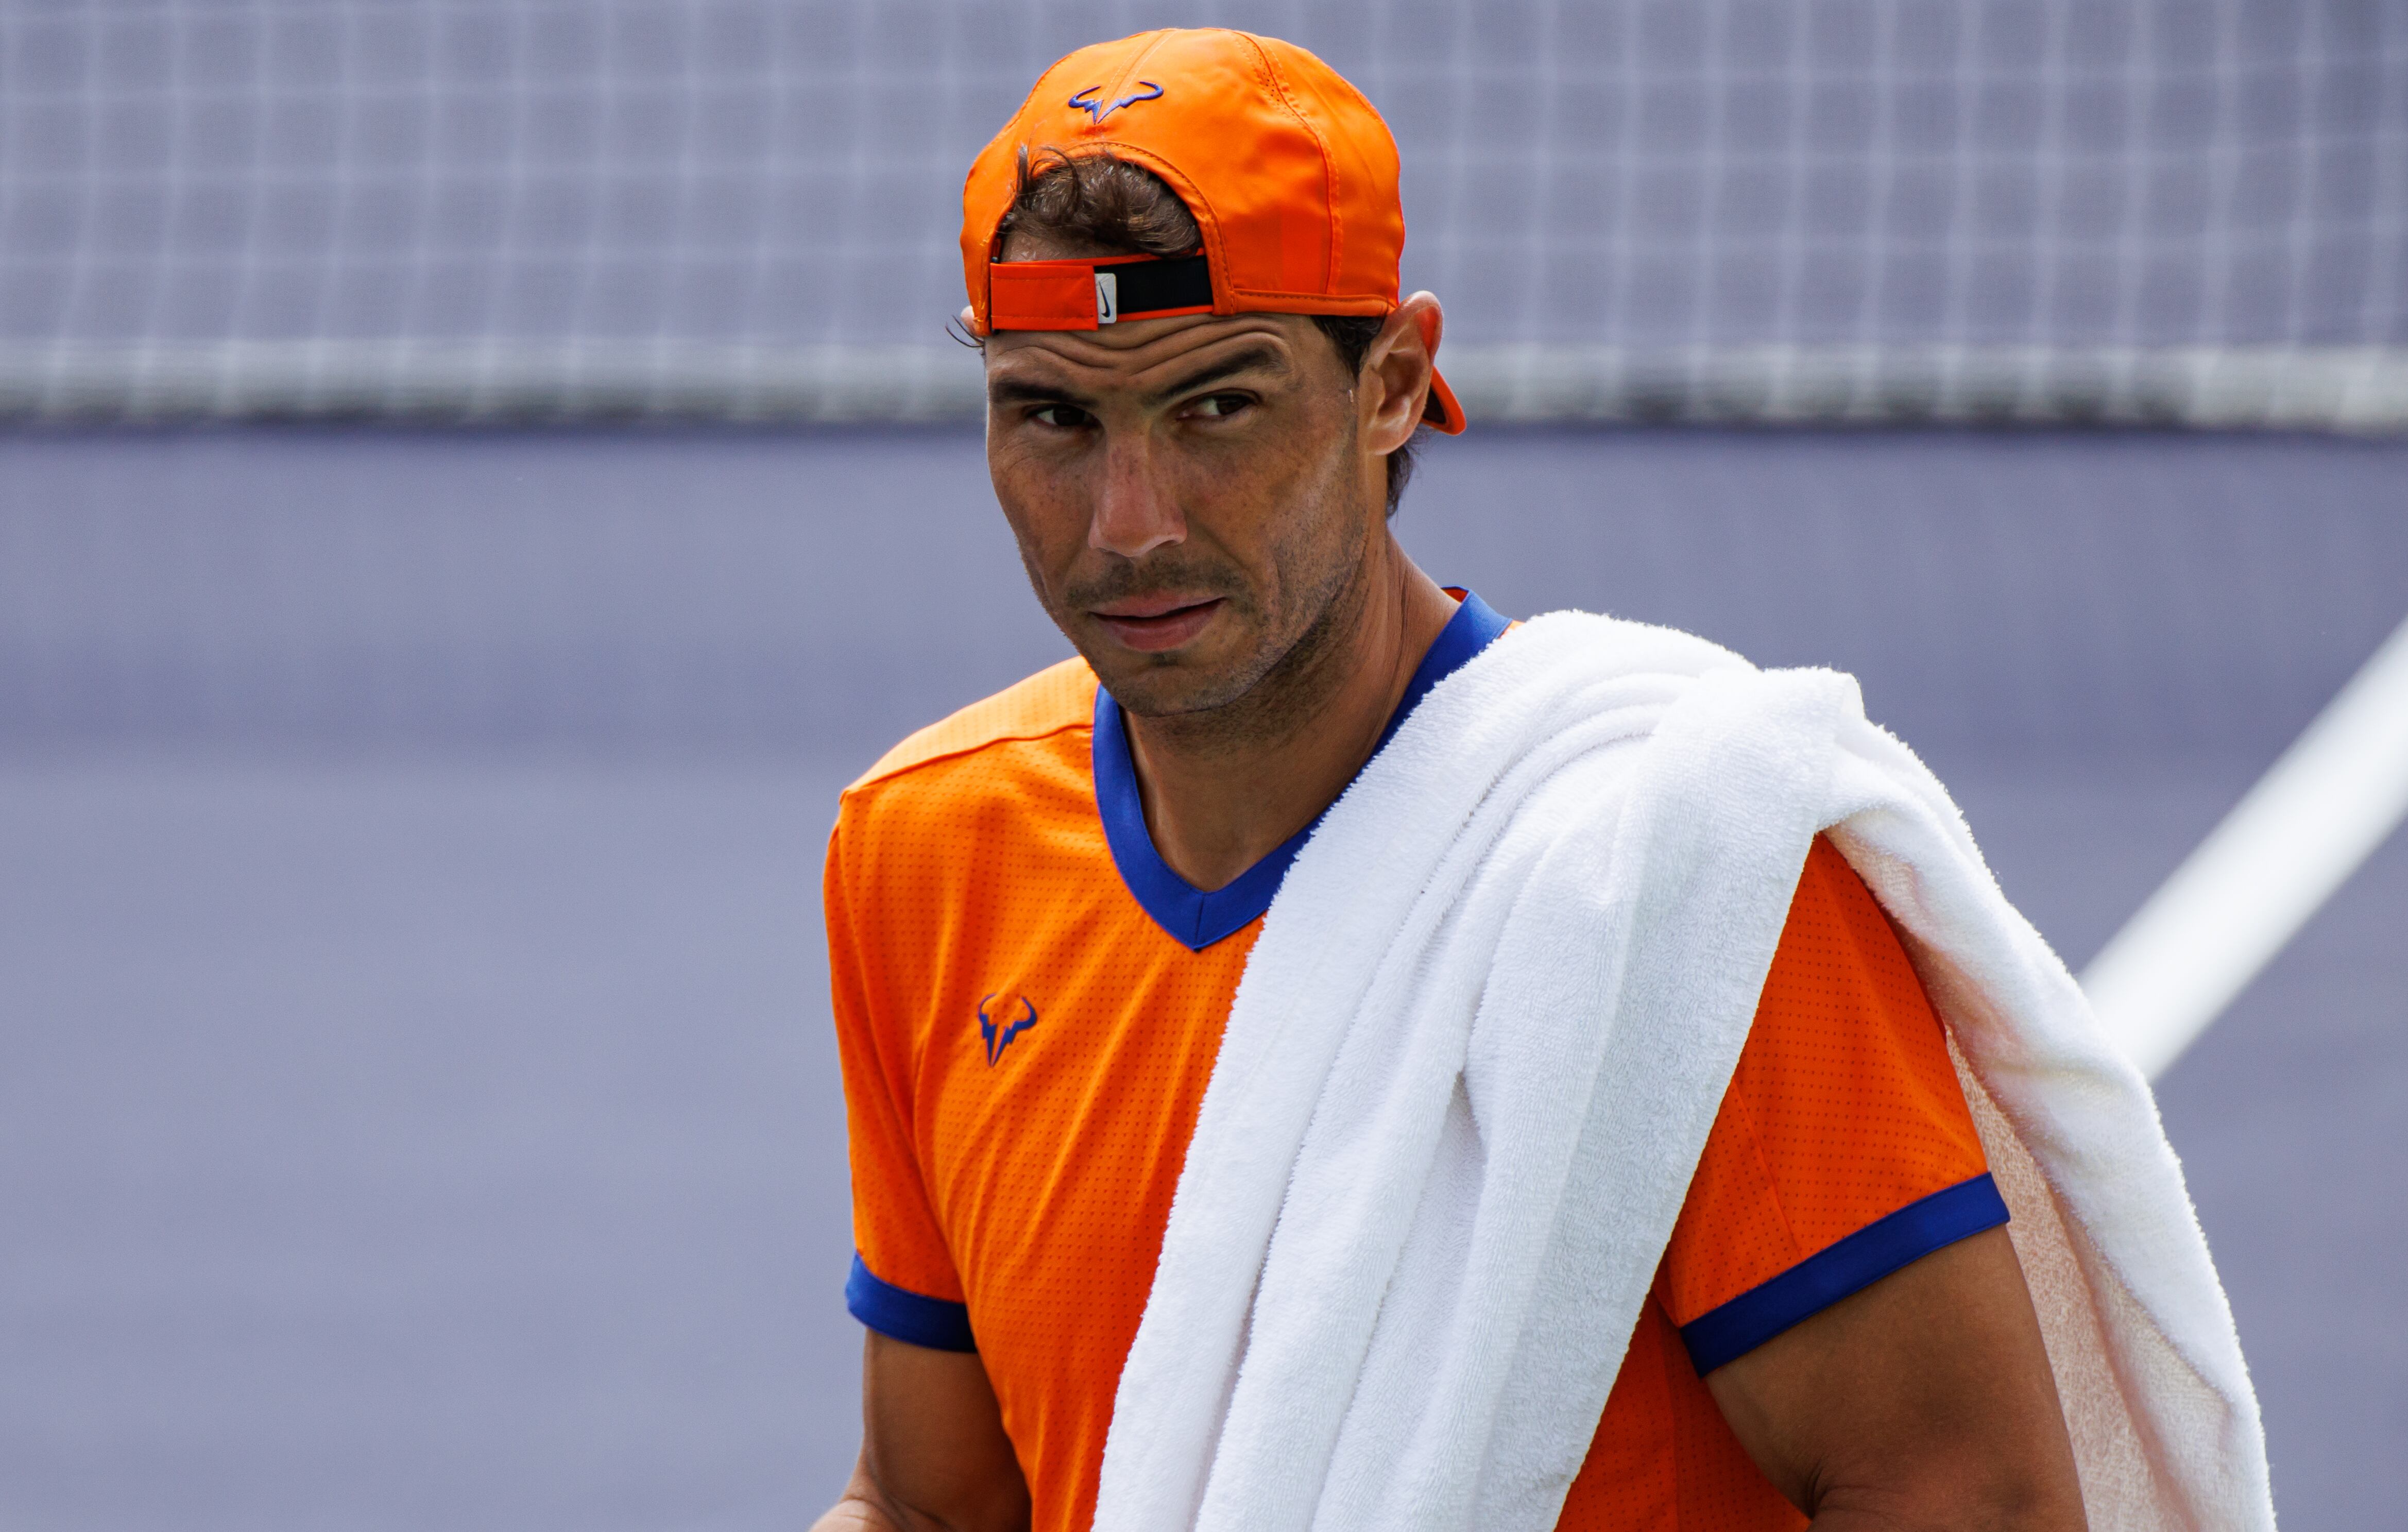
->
<box><xmin>844</xmin><ymin>655</ymin><xmax>1099</xmax><ymax>801</ymax></box>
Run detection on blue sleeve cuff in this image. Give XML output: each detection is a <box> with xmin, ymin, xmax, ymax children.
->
<box><xmin>846</xmin><ymin>1252</ymin><xmax>977</xmax><ymax>1352</ymax></box>
<box><xmin>1679</xmin><ymin>1172</ymin><xmax>2011</xmax><ymax>1375</ymax></box>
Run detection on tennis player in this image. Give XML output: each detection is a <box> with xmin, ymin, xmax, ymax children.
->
<box><xmin>813</xmin><ymin>29</ymin><xmax>2090</xmax><ymax>1532</ymax></box>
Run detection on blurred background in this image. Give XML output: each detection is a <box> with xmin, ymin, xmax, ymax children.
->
<box><xmin>1</xmin><ymin>3</ymin><xmax>2402</xmax><ymax>1528</ymax></box>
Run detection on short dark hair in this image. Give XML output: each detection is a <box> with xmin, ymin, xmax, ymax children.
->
<box><xmin>992</xmin><ymin>146</ymin><xmax>1420</xmax><ymax>517</ymax></box>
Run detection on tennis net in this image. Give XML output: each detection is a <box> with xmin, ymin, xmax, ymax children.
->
<box><xmin>4</xmin><ymin>0</ymin><xmax>2402</xmax><ymax>428</ymax></box>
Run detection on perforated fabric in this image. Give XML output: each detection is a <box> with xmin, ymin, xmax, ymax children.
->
<box><xmin>829</xmin><ymin>666</ymin><xmax>1990</xmax><ymax>1532</ymax></box>
<box><xmin>1660</xmin><ymin>837</ymin><xmax>1992</xmax><ymax>1324</ymax></box>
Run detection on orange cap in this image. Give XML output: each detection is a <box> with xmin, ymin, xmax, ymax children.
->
<box><xmin>961</xmin><ymin>28</ymin><xmax>1465</xmax><ymax>434</ymax></box>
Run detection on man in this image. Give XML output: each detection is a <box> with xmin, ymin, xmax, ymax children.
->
<box><xmin>814</xmin><ymin>29</ymin><xmax>2260</xmax><ymax>1532</ymax></box>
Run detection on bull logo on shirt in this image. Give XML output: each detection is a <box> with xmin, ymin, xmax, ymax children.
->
<box><xmin>977</xmin><ymin>992</ymin><xmax>1038</xmax><ymax>1066</ymax></box>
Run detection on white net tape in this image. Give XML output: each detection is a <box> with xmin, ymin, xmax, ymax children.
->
<box><xmin>4</xmin><ymin>0</ymin><xmax>2402</xmax><ymax>428</ymax></box>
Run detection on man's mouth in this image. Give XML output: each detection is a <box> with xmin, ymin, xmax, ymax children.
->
<box><xmin>1089</xmin><ymin>595</ymin><xmax>1226</xmax><ymax>653</ymax></box>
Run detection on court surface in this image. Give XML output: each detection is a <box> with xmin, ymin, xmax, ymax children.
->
<box><xmin>1</xmin><ymin>424</ymin><xmax>2401</xmax><ymax>1528</ymax></box>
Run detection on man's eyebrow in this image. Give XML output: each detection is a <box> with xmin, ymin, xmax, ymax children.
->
<box><xmin>984</xmin><ymin>342</ymin><xmax>1293</xmax><ymax>412</ymax></box>
<box><xmin>1142</xmin><ymin>344</ymin><xmax>1291</xmax><ymax>408</ymax></box>
<box><xmin>987</xmin><ymin>374</ymin><xmax>1099</xmax><ymax>410</ymax></box>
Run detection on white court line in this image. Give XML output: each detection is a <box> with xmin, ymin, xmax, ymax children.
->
<box><xmin>2083</xmin><ymin>613</ymin><xmax>2408</xmax><ymax>1079</ymax></box>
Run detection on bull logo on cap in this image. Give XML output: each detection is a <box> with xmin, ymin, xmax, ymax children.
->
<box><xmin>1068</xmin><ymin>81</ymin><xmax>1163</xmax><ymax>124</ymax></box>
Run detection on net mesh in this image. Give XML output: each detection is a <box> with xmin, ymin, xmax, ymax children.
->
<box><xmin>4</xmin><ymin>0</ymin><xmax>2403</xmax><ymax>427</ymax></box>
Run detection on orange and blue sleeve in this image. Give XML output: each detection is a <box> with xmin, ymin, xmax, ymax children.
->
<box><xmin>825</xmin><ymin>815</ymin><xmax>976</xmax><ymax>1352</ymax></box>
<box><xmin>1657</xmin><ymin>837</ymin><xmax>2006</xmax><ymax>1374</ymax></box>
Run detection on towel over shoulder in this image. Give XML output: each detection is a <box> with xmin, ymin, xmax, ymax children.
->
<box><xmin>1096</xmin><ymin>610</ymin><xmax>2273</xmax><ymax>1532</ymax></box>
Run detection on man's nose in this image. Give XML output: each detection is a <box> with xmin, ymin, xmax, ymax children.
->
<box><xmin>1089</xmin><ymin>430</ymin><xmax>1185</xmax><ymax>559</ymax></box>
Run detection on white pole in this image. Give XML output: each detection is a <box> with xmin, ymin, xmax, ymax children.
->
<box><xmin>2083</xmin><ymin>613</ymin><xmax>2408</xmax><ymax>1079</ymax></box>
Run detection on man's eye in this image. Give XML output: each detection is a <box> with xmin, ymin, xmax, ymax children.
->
<box><xmin>1031</xmin><ymin>403</ymin><xmax>1091</xmax><ymax>429</ymax></box>
<box><xmin>1190</xmin><ymin>393</ymin><xmax>1252</xmax><ymax>418</ymax></box>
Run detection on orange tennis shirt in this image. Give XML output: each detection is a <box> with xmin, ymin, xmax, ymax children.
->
<box><xmin>825</xmin><ymin>592</ymin><xmax>2005</xmax><ymax>1532</ymax></box>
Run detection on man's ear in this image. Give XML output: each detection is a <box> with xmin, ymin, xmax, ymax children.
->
<box><xmin>1362</xmin><ymin>292</ymin><xmax>1442</xmax><ymax>456</ymax></box>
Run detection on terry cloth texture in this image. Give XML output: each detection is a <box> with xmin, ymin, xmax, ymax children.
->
<box><xmin>1094</xmin><ymin>610</ymin><xmax>2273</xmax><ymax>1532</ymax></box>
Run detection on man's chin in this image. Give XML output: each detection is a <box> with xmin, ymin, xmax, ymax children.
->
<box><xmin>1088</xmin><ymin>645</ymin><xmax>1266</xmax><ymax>722</ymax></box>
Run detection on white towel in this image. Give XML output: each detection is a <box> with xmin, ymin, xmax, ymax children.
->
<box><xmin>1093</xmin><ymin>610</ymin><xmax>2272</xmax><ymax>1532</ymax></box>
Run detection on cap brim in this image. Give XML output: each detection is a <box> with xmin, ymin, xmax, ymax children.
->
<box><xmin>1423</xmin><ymin>366</ymin><xmax>1467</xmax><ymax>434</ymax></box>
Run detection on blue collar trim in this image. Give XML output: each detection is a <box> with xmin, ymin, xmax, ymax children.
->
<box><xmin>1094</xmin><ymin>589</ymin><xmax>1510</xmax><ymax>951</ymax></box>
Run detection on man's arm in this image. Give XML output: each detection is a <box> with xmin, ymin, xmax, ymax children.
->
<box><xmin>811</xmin><ymin>1332</ymin><xmax>1032</xmax><ymax>1532</ymax></box>
<box><xmin>1704</xmin><ymin>1225</ymin><xmax>2086</xmax><ymax>1530</ymax></box>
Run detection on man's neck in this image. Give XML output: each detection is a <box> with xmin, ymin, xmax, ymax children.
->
<box><xmin>1122</xmin><ymin>546</ymin><xmax>1459</xmax><ymax>892</ymax></box>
